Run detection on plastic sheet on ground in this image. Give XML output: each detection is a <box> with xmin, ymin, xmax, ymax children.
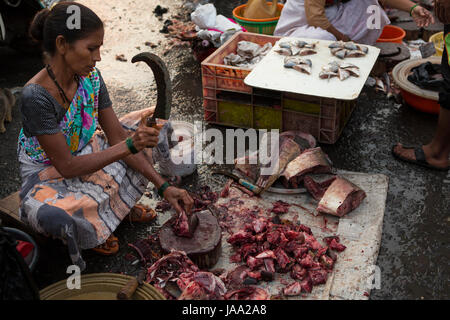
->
<box><xmin>138</xmin><ymin>170</ymin><xmax>389</xmax><ymax>300</ymax></box>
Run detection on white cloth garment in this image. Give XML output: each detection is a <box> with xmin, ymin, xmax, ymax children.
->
<box><xmin>274</xmin><ymin>0</ymin><xmax>391</xmax><ymax>45</ymax></box>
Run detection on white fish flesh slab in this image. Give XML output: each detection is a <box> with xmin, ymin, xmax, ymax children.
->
<box><xmin>317</xmin><ymin>177</ymin><xmax>366</xmax><ymax>217</ymax></box>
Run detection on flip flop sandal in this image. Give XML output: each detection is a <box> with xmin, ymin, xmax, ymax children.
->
<box><xmin>92</xmin><ymin>234</ymin><xmax>119</xmax><ymax>255</ymax></box>
<box><xmin>129</xmin><ymin>204</ymin><xmax>157</xmax><ymax>223</ymax></box>
<box><xmin>391</xmin><ymin>144</ymin><xmax>449</xmax><ymax>171</ymax></box>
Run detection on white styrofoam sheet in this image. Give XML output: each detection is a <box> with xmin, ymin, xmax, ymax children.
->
<box><xmin>138</xmin><ymin>170</ymin><xmax>389</xmax><ymax>300</ymax></box>
<box><xmin>244</xmin><ymin>37</ymin><xmax>381</xmax><ymax>100</ymax></box>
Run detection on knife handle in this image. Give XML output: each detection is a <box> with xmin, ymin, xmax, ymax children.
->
<box><xmin>146</xmin><ymin>117</ymin><xmax>164</xmax><ymax>130</ymax></box>
<box><xmin>117</xmin><ymin>278</ymin><xmax>139</xmax><ymax>300</ymax></box>
<box><xmin>238</xmin><ymin>179</ymin><xmax>262</xmax><ymax>194</ymax></box>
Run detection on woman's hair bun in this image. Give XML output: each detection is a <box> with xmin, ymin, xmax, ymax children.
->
<box><xmin>29</xmin><ymin>8</ymin><xmax>51</xmax><ymax>43</ymax></box>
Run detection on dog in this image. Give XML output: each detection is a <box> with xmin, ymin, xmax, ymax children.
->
<box><xmin>0</xmin><ymin>87</ymin><xmax>19</xmax><ymax>134</ymax></box>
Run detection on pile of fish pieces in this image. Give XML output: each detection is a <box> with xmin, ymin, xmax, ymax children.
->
<box><xmin>234</xmin><ymin>131</ymin><xmax>317</xmax><ymax>185</ymax></box>
<box><xmin>226</xmin><ymin>216</ymin><xmax>346</xmax><ymax>297</ymax></box>
<box><xmin>284</xmin><ymin>56</ymin><xmax>313</xmax><ymax>74</ymax></box>
<box><xmin>319</xmin><ymin>61</ymin><xmax>360</xmax><ymax>81</ymax></box>
<box><xmin>224</xmin><ymin>40</ymin><xmax>273</xmax><ymax>69</ymax></box>
<box><xmin>275</xmin><ymin>40</ymin><xmax>318</xmax><ymax>56</ymax></box>
<box><xmin>278</xmin><ymin>146</ymin><xmax>366</xmax><ymax>217</ymax></box>
<box><xmin>329</xmin><ymin>41</ymin><xmax>368</xmax><ymax>59</ymax></box>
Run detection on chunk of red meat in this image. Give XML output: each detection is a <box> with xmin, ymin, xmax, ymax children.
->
<box><xmin>177</xmin><ymin>271</ymin><xmax>227</xmax><ymax>300</ymax></box>
<box><xmin>271</xmin><ymin>200</ymin><xmax>291</xmax><ymax>214</ymax></box>
<box><xmin>255</xmin><ymin>233</ymin><xmax>266</xmax><ymax>242</ymax></box>
<box><xmin>284</xmin><ymin>241</ymin><xmax>301</xmax><ymax>253</ymax></box>
<box><xmin>323</xmin><ymin>236</ymin><xmax>340</xmax><ymax>246</ymax></box>
<box><xmin>264</xmin><ymin>259</ymin><xmax>276</xmax><ymax>273</ymax></box>
<box><xmin>329</xmin><ymin>238</ymin><xmax>346</xmax><ymax>252</ymax></box>
<box><xmin>260</xmin><ymin>241</ymin><xmax>271</xmax><ymax>251</ymax></box>
<box><xmin>283</xmin><ymin>282</ymin><xmax>302</xmax><ymax>296</ymax></box>
<box><xmin>298</xmin><ymin>224</ymin><xmax>312</xmax><ymax>234</ymax></box>
<box><xmin>293</xmin><ymin>246</ymin><xmax>309</xmax><ymax>259</ymax></box>
<box><xmin>178</xmin><ymin>281</ymin><xmax>207</xmax><ymax>300</ymax></box>
<box><xmin>244</xmin><ymin>223</ymin><xmax>254</xmax><ymax>233</ymax></box>
<box><xmin>177</xmin><ymin>272</ymin><xmax>195</xmax><ymax>292</ymax></box>
<box><xmin>252</xmin><ymin>218</ymin><xmax>268</xmax><ymax>233</ymax></box>
<box><xmin>300</xmin><ymin>276</ymin><xmax>313</xmax><ymax>293</ymax></box>
<box><xmin>304</xmin><ymin>233</ymin><xmax>322</xmax><ymax>251</ymax></box>
<box><xmin>193</xmin><ymin>271</ymin><xmax>227</xmax><ymax>298</ymax></box>
<box><xmin>309</xmin><ymin>268</ymin><xmax>328</xmax><ymax>285</ymax></box>
<box><xmin>172</xmin><ymin>211</ymin><xmax>192</xmax><ymax>238</ymax></box>
<box><xmin>316</xmin><ymin>247</ymin><xmax>328</xmax><ymax>258</ymax></box>
<box><xmin>274</xmin><ymin>248</ymin><xmax>291</xmax><ymax>269</ymax></box>
<box><xmin>304</xmin><ymin>176</ymin><xmax>337</xmax><ymax>200</ymax></box>
<box><xmin>246</xmin><ymin>256</ymin><xmax>263</xmax><ymax>269</ymax></box>
<box><xmin>279</xmin><ymin>232</ymin><xmax>289</xmax><ymax>247</ymax></box>
<box><xmin>266</xmin><ymin>230</ymin><xmax>280</xmax><ymax>244</ymax></box>
<box><xmin>247</xmin><ymin>270</ymin><xmax>262</xmax><ymax>280</ymax></box>
<box><xmin>240</xmin><ymin>243</ymin><xmax>258</xmax><ymax>261</ymax></box>
<box><xmin>255</xmin><ymin>250</ymin><xmax>276</xmax><ymax>259</ymax></box>
<box><xmin>290</xmin><ymin>264</ymin><xmax>307</xmax><ymax>280</ymax></box>
<box><xmin>225</xmin><ymin>265</ymin><xmax>249</xmax><ymax>290</ymax></box>
<box><xmin>227</xmin><ymin>230</ymin><xmax>255</xmax><ymax>245</ymax></box>
<box><xmin>285</xmin><ymin>230</ymin><xmax>303</xmax><ymax>241</ymax></box>
<box><xmin>320</xmin><ymin>254</ymin><xmax>334</xmax><ymax>269</ymax></box>
<box><xmin>299</xmin><ymin>254</ymin><xmax>315</xmax><ymax>268</ymax></box>
<box><xmin>303</xmin><ymin>176</ymin><xmax>326</xmax><ymax>200</ymax></box>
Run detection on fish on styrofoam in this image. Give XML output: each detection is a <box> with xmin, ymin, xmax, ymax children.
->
<box><xmin>329</xmin><ymin>41</ymin><xmax>368</xmax><ymax>59</ymax></box>
<box><xmin>284</xmin><ymin>56</ymin><xmax>313</xmax><ymax>75</ymax></box>
<box><xmin>275</xmin><ymin>40</ymin><xmax>318</xmax><ymax>57</ymax></box>
<box><xmin>319</xmin><ymin>61</ymin><xmax>360</xmax><ymax>81</ymax></box>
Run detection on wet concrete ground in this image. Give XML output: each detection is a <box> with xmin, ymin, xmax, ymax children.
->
<box><xmin>1</xmin><ymin>2</ymin><xmax>449</xmax><ymax>299</ymax></box>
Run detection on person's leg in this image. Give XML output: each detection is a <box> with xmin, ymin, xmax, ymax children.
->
<box><xmin>422</xmin><ymin>107</ymin><xmax>450</xmax><ymax>165</ymax></box>
<box><xmin>393</xmin><ymin>107</ymin><xmax>450</xmax><ymax>169</ymax></box>
<box><xmin>393</xmin><ymin>26</ymin><xmax>450</xmax><ymax>170</ymax></box>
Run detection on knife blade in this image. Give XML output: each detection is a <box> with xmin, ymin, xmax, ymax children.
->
<box><xmin>131</xmin><ymin>52</ymin><xmax>172</xmax><ymax>127</ymax></box>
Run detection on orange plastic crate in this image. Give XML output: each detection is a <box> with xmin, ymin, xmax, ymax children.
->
<box><xmin>201</xmin><ymin>32</ymin><xmax>357</xmax><ymax>144</ymax></box>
